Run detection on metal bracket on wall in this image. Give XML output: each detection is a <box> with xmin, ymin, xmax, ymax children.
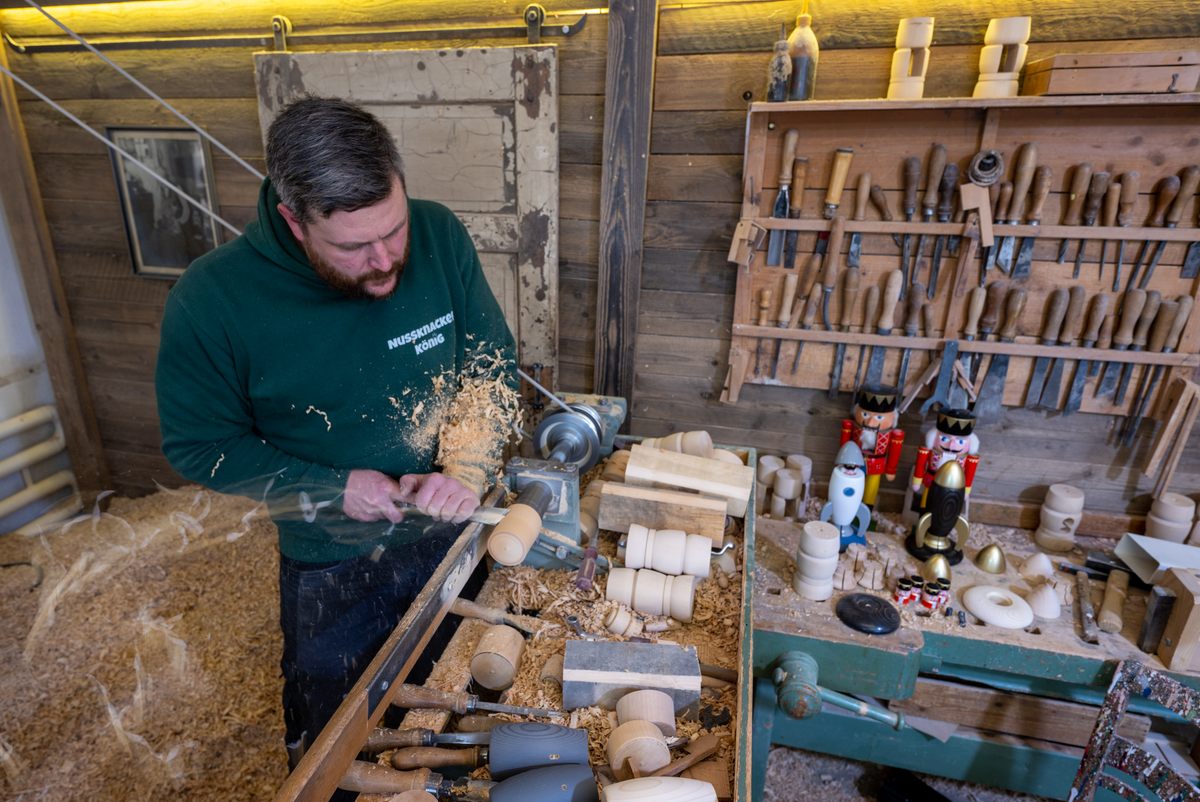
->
<box><xmin>2</xmin><ymin>4</ymin><xmax>587</xmax><ymax>54</ymax></box>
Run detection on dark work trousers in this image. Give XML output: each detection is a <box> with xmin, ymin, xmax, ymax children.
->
<box><xmin>278</xmin><ymin>524</ymin><xmax>464</xmax><ymax>802</ymax></box>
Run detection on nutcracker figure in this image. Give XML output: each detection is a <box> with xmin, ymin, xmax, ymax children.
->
<box><xmin>840</xmin><ymin>385</ymin><xmax>904</xmax><ymax>509</ymax></box>
<box><xmin>820</xmin><ymin>441</ymin><xmax>872</xmax><ymax>552</ymax></box>
<box><xmin>909</xmin><ymin>408</ymin><xmax>980</xmax><ymax>516</ymax></box>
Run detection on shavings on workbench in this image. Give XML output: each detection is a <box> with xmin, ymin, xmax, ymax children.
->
<box><xmin>0</xmin><ymin>488</ymin><xmax>285</xmax><ymax>802</ymax></box>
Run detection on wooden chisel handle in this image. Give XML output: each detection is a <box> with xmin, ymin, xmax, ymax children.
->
<box><xmin>1150</xmin><ymin>176</ymin><xmax>1181</xmax><ymax>226</ymax></box>
<box><xmin>1131</xmin><ymin>291</ymin><xmax>1163</xmax><ymax>349</ymax></box>
<box><xmin>936</xmin><ymin>163</ymin><xmax>959</xmax><ymax>220</ymax></box>
<box><xmin>1102</xmin><ymin>182</ymin><xmax>1121</xmax><ymax>228</ymax></box>
<box><xmin>1096</xmin><ymin>312</ymin><xmax>1115</xmax><ymax>350</ymax></box>
<box><xmin>1113</xmin><ymin>289</ymin><xmax>1147</xmax><ymax>349</ymax></box>
<box><xmin>963</xmin><ymin>286</ymin><xmax>987</xmax><ymax>339</ymax></box>
<box><xmin>366</xmin><ymin>727</ymin><xmax>435</xmax><ymax>751</ymax></box>
<box><xmin>877</xmin><ymin>269</ymin><xmax>904</xmax><ymax>333</ymax></box>
<box><xmin>391</xmin><ymin>746</ymin><xmax>484</xmax><ymax>771</ymax></box>
<box><xmin>756</xmin><ymin>287</ymin><xmax>774</xmax><ymax>327</ymax></box>
<box><xmin>1081</xmin><ymin>172</ymin><xmax>1111</xmax><ymax>226</ymax></box>
<box><xmin>1165</xmin><ymin>296</ymin><xmax>1194</xmax><ymax>351</ymax></box>
<box><xmin>777</xmin><ymin>272</ymin><xmax>800</xmax><ymax>326</ymax></box>
<box><xmin>393</xmin><ymin>684</ymin><xmax>473</xmax><ymax>714</ymax></box>
<box><xmin>789</xmin><ymin>157</ymin><xmax>810</xmax><ymax>215</ymax></box>
<box><xmin>1167</xmin><ymin>165</ymin><xmax>1200</xmax><ymax>225</ymax></box>
<box><xmin>920</xmin><ymin>302</ymin><xmax>937</xmax><ymax>337</ymax></box>
<box><xmin>978</xmin><ymin>280</ymin><xmax>1008</xmax><ymax>337</ymax></box>
<box><xmin>340</xmin><ymin>762</ymin><xmax>433</xmax><ymax>794</ymax></box>
<box><xmin>825</xmin><ymin>148</ymin><xmax>855</xmax><ymax>215</ymax></box>
<box><xmin>820</xmin><ymin>216</ymin><xmax>847</xmax><ymax>287</ymax></box>
<box><xmin>1039</xmin><ymin>288</ymin><xmax>1070</xmax><ymax>345</ymax></box>
<box><xmin>923</xmin><ymin>144</ymin><xmax>948</xmax><ymax>212</ymax></box>
<box><xmin>994</xmin><ymin>181</ymin><xmax>1013</xmax><ymax>224</ymax></box>
<box><xmin>1058</xmin><ymin>285</ymin><xmax>1088</xmax><ymax>345</ymax></box>
<box><xmin>789</xmin><ymin>287</ymin><xmax>821</xmax><ymax>329</ymax></box>
<box><xmin>869</xmin><ymin>184</ymin><xmax>894</xmax><ymax>223</ymax></box>
<box><xmin>1117</xmin><ymin>172</ymin><xmax>1139</xmax><ymax>226</ymax></box>
<box><xmin>998</xmin><ymin>287</ymin><xmax>1028</xmax><ymax>341</ymax></box>
<box><xmin>861</xmin><ymin>285</ymin><xmax>880</xmax><ymax>334</ymax></box>
<box><xmin>902</xmin><ymin>156</ymin><xmax>921</xmax><ymax>217</ymax></box>
<box><xmin>1007</xmin><ymin>143</ymin><xmax>1038</xmax><ymax>223</ymax></box>
<box><xmin>1147</xmin><ymin>301</ymin><xmax>1179</xmax><ymax>353</ymax></box>
<box><xmin>797</xmin><ymin>251</ymin><xmax>823</xmax><ymax>302</ymax></box>
<box><xmin>778</xmin><ymin>129</ymin><xmax>800</xmax><ymax>184</ymax></box>
<box><xmin>840</xmin><ymin>268</ymin><xmax>860</xmax><ymax>330</ymax></box>
<box><xmin>1083</xmin><ymin>293</ymin><xmax>1112</xmax><ymax>344</ymax></box>
<box><xmin>904</xmin><ymin>283</ymin><xmax>926</xmax><ymax>335</ymax></box>
<box><xmin>1062</xmin><ymin>163</ymin><xmax>1093</xmax><ymax>226</ymax></box>
<box><xmin>1026</xmin><ymin>165</ymin><xmax>1054</xmax><ymax>224</ymax></box>
<box><xmin>853</xmin><ymin>172</ymin><xmax>871</xmax><ymax>221</ymax></box>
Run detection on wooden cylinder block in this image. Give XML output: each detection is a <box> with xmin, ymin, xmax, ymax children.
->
<box><xmin>616</xmin><ymin>689</ymin><xmax>677</xmax><ymax>736</ymax></box>
<box><xmin>757</xmin><ymin>455</ymin><xmax>785</xmax><ymax>484</ymax></box>
<box><xmin>1099</xmin><ymin>570</ymin><xmax>1130</xmax><ymax>634</ymax></box>
<box><xmin>1151</xmin><ymin>493</ymin><xmax>1197</xmax><ymax>524</ymax></box>
<box><xmin>1034</xmin><ymin>524</ymin><xmax>1075</xmax><ymax>553</ymax></box>
<box><xmin>1146</xmin><ymin>513</ymin><xmax>1193</xmax><ymax>544</ymax></box>
<box><xmin>470</xmin><ymin>624</ymin><xmax>525</xmax><ymax>691</ymax></box>
<box><xmin>979</xmin><ymin>43</ymin><xmax>1028</xmax><ymax>74</ymax></box>
<box><xmin>632</xmin><ymin>568</ymin><xmax>667</xmax><ymax>615</ymax></box>
<box><xmin>612</xmin><ymin>568</ymin><xmax>697</xmax><ymax>621</ymax></box>
<box><xmin>888</xmin><ymin>76</ymin><xmax>927</xmax><ymax>100</ymax></box>
<box><xmin>895</xmin><ymin>16</ymin><xmax>935</xmax><ymax>48</ymax></box>
<box><xmin>786</xmin><ymin>454</ymin><xmax>813</xmax><ymax>482</ymax></box>
<box><xmin>755</xmin><ymin>483</ymin><xmax>769</xmax><ymax>515</ymax></box>
<box><xmin>1044</xmin><ymin>484</ymin><xmax>1085</xmax><ymax>515</ymax></box>
<box><xmin>800</xmin><ymin>520</ymin><xmax>840</xmax><ymax>559</ymax></box>
<box><xmin>769</xmin><ymin>494</ymin><xmax>788</xmax><ymax>519</ymax></box>
<box><xmin>796</xmin><ymin>552</ymin><xmax>839</xmax><ymax>583</ymax></box>
<box><xmin>667</xmin><ymin>574</ymin><xmax>696</xmax><ymax>622</ymax></box>
<box><xmin>607</xmin><ymin>720</ymin><xmax>671</xmax><ymax>780</ymax></box>
<box><xmin>792</xmin><ymin>574</ymin><xmax>834</xmax><ymax>602</ymax></box>
<box><xmin>540</xmin><ymin>653</ymin><xmax>564</xmax><ymax>686</ymax></box>
<box><xmin>984</xmin><ymin>15</ymin><xmax>1032</xmax><ymax>45</ymax></box>
<box><xmin>606</xmin><ymin>567</ymin><xmax>637</xmax><ymax>606</ymax></box>
<box><xmin>973</xmin><ymin>78</ymin><xmax>1020</xmax><ymax>98</ymax></box>
<box><xmin>772</xmin><ymin>468</ymin><xmax>803</xmax><ymax>500</ymax></box>
<box><xmin>487</xmin><ymin>503</ymin><xmax>543</xmax><ymax>566</ymax></box>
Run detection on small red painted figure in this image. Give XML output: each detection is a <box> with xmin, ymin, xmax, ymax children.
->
<box><xmin>910</xmin><ymin>408</ymin><xmax>980</xmax><ymax>515</ymax></box>
<box><xmin>840</xmin><ymin>385</ymin><xmax>904</xmax><ymax>509</ymax></box>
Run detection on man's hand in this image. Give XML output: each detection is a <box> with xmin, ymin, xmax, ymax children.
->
<box><xmin>343</xmin><ymin>469</ymin><xmax>407</xmax><ymax>523</ymax></box>
<box><xmin>395</xmin><ymin>472</ymin><xmax>480</xmax><ymax>524</ymax></box>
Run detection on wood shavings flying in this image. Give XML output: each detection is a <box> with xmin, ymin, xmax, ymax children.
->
<box><xmin>305</xmin><ymin>405</ymin><xmax>332</xmax><ymax>431</ymax></box>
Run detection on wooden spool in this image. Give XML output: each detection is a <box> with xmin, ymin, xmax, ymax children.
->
<box><xmin>606</xmin><ymin>567</ymin><xmax>637</xmax><ymax>607</ymax></box>
<box><xmin>1146</xmin><ymin>513</ymin><xmax>1193</xmax><ymax>544</ymax></box>
<box><xmin>800</xmin><ymin>520</ymin><xmax>840</xmax><ymax>559</ymax></box>
<box><xmin>487</xmin><ymin>503</ymin><xmax>543</xmax><ymax>566</ymax></box>
<box><xmin>756</xmin><ymin>455</ymin><xmax>785</xmax><ymax>484</ymax></box>
<box><xmin>632</xmin><ymin>568</ymin><xmax>668</xmax><ymax>616</ymax></box>
<box><xmin>792</xmin><ymin>574</ymin><xmax>834</xmax><ymax>602</ymax></box>
<box><xmin>768</xmin><ymin>494</ymin><xmax>788</xmax><ymax>519</ymax></box>
<box><xmin>785</xmin><ymin>454</ymin><xmax>813</xmax><ymax>482</ymax></box>
<box><xmin>796</xmin><ymin>552</ymin><xmax>839</xmax><ymax>583</ymax></box>
<box><xmin>772</xmin><ymin>469</ymin><xmax>802</xmax><ymax>501</ymax></box>
<box><xmin>616</xmin><ymin>689</ymin><xmax>677</xmax><ymax>736</ymax></box>
<box><xmin>1044</xmin><ymin>484</ymin><xmax>1085</xmax><ymax>515</ymax></box>
<box><xmin>607</xmin><ymin>720</ymin><xmax>671</xmax><ymax>780</ymax></box>
<box><xmin>470</xmin><ymin>624</ymin><xmax>525</xmax><ymax>691</ymax></box>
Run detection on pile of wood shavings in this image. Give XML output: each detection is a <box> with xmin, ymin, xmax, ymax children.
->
<box><xmin>0</xmin><ymin>488</ymin><xmax>284</xmax><ymax>802</ymax></box>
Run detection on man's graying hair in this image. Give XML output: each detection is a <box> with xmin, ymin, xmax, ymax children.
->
<box><xmin>266</xmin><ymin>96</ymin><xmax>405</xmax><ymax>222</ymax></box>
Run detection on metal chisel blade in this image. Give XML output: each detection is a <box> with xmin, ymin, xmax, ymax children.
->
<box><xmin>1014</xmin><ymin>236</ymin><xmax>1035</xmax><ymax>278</ymax></box>
<box><xmin>996</xmin><ymin>232</ymin><xmax>1016</xmax><ymax>273</ymax></box>
<box><xmin>766</xmin><ymin>191</ymin><xmax>790</xmax><ymax>266</ymax></box>
<box><xmin>1036</xmin><ymin>358</ymin><xmax>1066</xmax><ymax>410</ymax></box>
<box><xmin>1184</xmin><ymin>242</ymin><xmax>1200</xmax><ymax>279</ymax></box>
<box><xmin>1095</xmin><ymin>355</ymin><xmax>1124</xmax><ymax>397</ymax></box>
<box><xmin>1064</xmin><ymin>359</ymin><xmax>1090</xmax><ymax>415</ymax></box>
<box><xmin>1023</xmin><ymin>357</ymin><xmax>1052</xmax><ymax>408</ymax></box>
<box><xmin>865</xmin><ymin>342</ymin><xmax>887</xmax><ymax>384</ymax></box>
<box><xmin>828</xmin><ymin>343</ymin><xmax>848</xmax><ymax>397</ymax></box>
<box><xmin>847</xmin><ymin>232</ymin><xmax>862</xmax><ymax>268</ymax></box>
<box><xmin>974</xmin><ymin>354</ymin><xmax>1010</xmax><ymax>420</ymax></box>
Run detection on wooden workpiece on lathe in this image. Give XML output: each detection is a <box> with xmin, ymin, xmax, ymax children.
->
<box><xmin>486</xmin><ymin>503</ymin><xmax>543</xmax><ymax>566</ymax></box>
<box><xmin>641</xmin><ymin>430</ymin><xmax>714</xmax><ymax>459</ymax></box>
<box><xmin>1098</xmin><ymin>570</ymin><xmax>1130</xmax><ymax>634</ymax></box>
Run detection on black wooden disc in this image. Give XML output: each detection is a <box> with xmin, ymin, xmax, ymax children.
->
<box><xmin>836</xmin><ymin>593</ymin><xmax>901</xmax><ymax>635</ymax></box>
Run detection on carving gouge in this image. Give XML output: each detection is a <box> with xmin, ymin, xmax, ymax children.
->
<box><xmin>827</xmin><ymin>266</ymin><xmax>860</xmax><ymax>396</ymax></box>
<box><xmin>1022</xmin><ymin>287</ymin><xmax>1070</xmax><ymax>408</ymax></box>
<box><xmin>1073</xmin><ymin>171</ymin><xmax>1111</xmax><ymax>279</ymax></box>
<box><xmin>770</xmin><ymin>272</ymin><xmax>800</xmax><ymax>380</ymax></box>
<box><xmin>366</xmin><ymin>727</ymin><xmax>493</xmax><ymax>752</ymax></box>
<box><xmin>1035</xmin><ymin>285</ymin><xmax>1087</xmax><ymax>411</ymax></box>
<box><xmin>1088</xmin><ymin>309</ymin><xmax>1115</xmax><ymax>380</ymax></box>
<box><xmin>1113</xmin><ymin>172</ymin><xmax>1140</xmax><ymax>290</ymax></box>
<box><xmin>1112</xmin><ymin>290</ymin><xmax>1162</xmax><ymax>406</ymax></box>
<box><xmin>1013</xmin><ymin>165</ymin><xmax>1054</xmax><ymax>279</ymax></box>
<box><xmin>913</xmin><ymin>144</ymin><xmax>947</xmax><ymax>288</ymax></box>
<box><xmin>789</xmin><ymin>289</ymin><xmax>822</xmax><ymax>375</ymax></box>
<box><xmin>339</xmin><ymin>762</ymin><xmax>490</xmax><ymax>798</ymax></box>
<box><xmin>753</xmin><ymin>286</ymin><xmax>774</xmax><ymax>376</ymax></box>
<box><xmin>1097</xmin><ymin>180</ymin><xmax>1122</xmax><ymax>284</ymax></box>
<box><xmin>969</xmin><ymin>280</ymin><xmax>1010</xmax><ymax>385</ymax></box>
<box><xmin>782</xmin><ymin>156</ymin><xmax>810</xmax><ymax>269</ymax></box>
<box><xmin>997</xmin><ymin>143</ymin><xmax>1037</xmax><ymax>273</ymax></box>
<box><xmin>1121</xmin><ymin>296</ymin><xmax>1193</xmax><ymax>445</ymax></box>
<box><xmin>818</xmin><ymin>215</ymin><xmax>847</xmax><ymax>330</ymax></box>
<box><xmin>1063</xmin><ymin>293</ymin><xmax>1112</xmax><ymax>415</ymax></box>
<box><xmin>852</xmin><ymin>284</ymin><xmax>881</xmax><ymax>391</ymax></box>
<box><xmin>927</xmin><ymin>162</ymin><xmax>960</xmax><ymax>298</ymax></box>
<box><xmin>824</xmin><ymin>148</ymin><xmax>855</xmax><ymax>219</ymax></box>
<box><xmin>948</xmin><ymin>286</ymin><xmax>986</xmax><ymax>408</ymax></box>
<box><xmin>1056</xmin><ymin>163</ymin><xmax>1093</xmax><ymax>264</ymax></box>
<box><xmin>864</xmin><ymin>269</ymin><xmax>904</xmax><ymax>384</ymax></box>
<box><xmin>1119</xmin><ymin>299</ymin><xmax>1180</xmax><ymax>439</ymax></box>
<box><xmin>1139</xmin><ymin>165</ymin><xmax>1200</xmax><ymax>288</ymax></box>
<box><xmin>869</xmin><ymin>183</ymin><xmax>901</xmax><ymax>247</ymax></box>
<box><xmin>847</xmin><ymin>172</ymin><xmax>871</xmax><ymax>268</ymax></box>
<box><xmin>895</xmin><ymin>282</ymin><xmax>927</xmax><ymax>391</ymax></box>
<box><xmin>391</xmin><ymin>683</ymin><xmax>564</xmax><ymax>719</ymax></box>
<box><xmin>766</xmin><ymin>129</ymin><xmax>801</xmax><ymax>266</ymax></box>
<box><xmin>1095</xmin><ymin>289</ymin><xmax>1148</xmax><ymax>398</ymax></box>
<box><xmin>1129</xmin><ymin>176</ymin><xmax>1181</xmax><ymax>289</ymax></box>
<box><xmin>899</xmin><ymin>156</ymin><xmax>922</xmax><ymax>298</ymax></box>
<box><xmin>985</xmin><ymin>181</ymin><xmax>1014</xmax><ymax>274</ymax></box>
<box><xmin>974</xmin><ymin>287</ymin><xmax>1028</xmax><ymax>421</ymax></box>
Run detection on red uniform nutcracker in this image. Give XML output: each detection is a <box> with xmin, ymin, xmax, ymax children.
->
<box><xmin>840</xmin><ymin>385</ymin><xmax>904</xmax><ymax>509</ymax></box>
<box><xmin>910</xmin><ymin>408</ymin><xmax>980</xmax><ymax>514</ymax></box>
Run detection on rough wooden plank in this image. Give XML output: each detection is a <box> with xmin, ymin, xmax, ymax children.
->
<box><xmin>888</xmin><ymin>677</ymin><xmax>1151</xmax><ymax>748</ymax></box>
<box><xmin>561</xmin><ymin>163</ymin><xmax>600</xmax><ymax>221</ymax></box>
<box><xmin>594</xmin><ymin>0</ymin><xmax>657</xmax><ymax>401</ymax></box>
<box><xmin>625</xmin><ymin>443</ymin><xmax>754</xmax><ymax>517</ymax></box>
<box><xmin>646</xmin><ymin>154</ymin><xmax>742</xmax><ymax>202</ymax></box>
<box><xmin>0</xmin><ymin>44</ymin><xmax>108</xmax><ymax>492</ymax></box>
<box><xmin>639</xmin><ymin>290</ymin><xmax>731</xmax><ymax>339</ymax></box>
<box><xmin>649</xmin><ymin>110</ymin><xmax>745</xmax><ymax>155</ymax></box>
<box><xmin>33</xmin><ymin>151</ymin><xmax>262</xmax><ymax>207</ymax></box>
<box><xmin>559</xmin><ymin>93</ymin><xmax>603</xmax><ymax>165</ymax></box>
<box><xmin>644</xmin><ymin>201</ymin><xmax>739</xmax><ymax>252</ymax></box>
<box><xmin>597</xmin><ymin>481</ymin><xmax>728</xmax><ymax>543</ymax></box>
<box><xmin>643</xmin><ymin>248</ymin><xmax>737</xmax><ymax>295</ymax></box>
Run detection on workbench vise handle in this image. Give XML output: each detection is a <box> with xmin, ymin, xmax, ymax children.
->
<box><xmin>772</xmin><ymin>651</ymin><xmax>906</xmax><ymax>730</ymax></box>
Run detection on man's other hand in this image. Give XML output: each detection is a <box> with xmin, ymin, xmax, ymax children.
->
<box><xmin>343</xmin><ymin>469</ymin><xmax>407</xmax><ymax>523</ymax></box>
<box><xmin>394</xmin><ymin>473</ymin><xmax>480</xmax><ymax>524</ymax></box>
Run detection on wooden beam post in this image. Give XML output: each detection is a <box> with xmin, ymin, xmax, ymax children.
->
<box><xmin>0</xmin><ymin>46</ymin><xmax>108</xmax><ymax>492</ymax></box>
<box><xmin>594</xmin><ymin>0</ymin><xmax>658</xmax><ymax>404</ymax></box>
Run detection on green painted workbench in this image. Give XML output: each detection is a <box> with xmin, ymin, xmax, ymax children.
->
<box><xmin>750</xmin><ymin>516</ymin><xmax>1200</xmax><ymax>800</ymax></box>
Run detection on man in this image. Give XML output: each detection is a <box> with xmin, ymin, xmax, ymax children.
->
<box><xmin>155</xmin><ymin>97</ymin><xmax>517</xmax><ymax>793</ymax></box>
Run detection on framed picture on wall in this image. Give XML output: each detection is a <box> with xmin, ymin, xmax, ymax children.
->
<box><xmin>106</xmin><ymin>127</ymin><xmax>221</xmax><ymax>278</ymax></box>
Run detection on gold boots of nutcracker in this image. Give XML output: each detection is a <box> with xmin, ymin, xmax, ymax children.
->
<box><xmin>906</xmin><ymin>460</ymin><xmax>970</xmax><ymax>565</ymax></box>
<box><xmin>909</xmin><ymin>408</ymin><xmax>980</xmax><ymax>518</ymax></box>
<box><xmin>840</xmin><ymin>385</ymin><xmax>905</xmax><ymax>513</ymax></box>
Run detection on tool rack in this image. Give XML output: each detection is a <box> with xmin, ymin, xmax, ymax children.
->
<box><xmin>271</xmin><ymin>448</ymin><xmax>759</xmax><ymax>802</ymax></box>
<box><xmin>722</xmin><ymin>94</ymin><xmax>1200</xmax><ymax>425</ymax></box>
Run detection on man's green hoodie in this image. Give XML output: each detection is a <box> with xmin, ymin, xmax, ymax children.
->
<box><xmin>156</xmin><ymin>180</ymin><xmax>516</xmax><ymax>562</ymax></box>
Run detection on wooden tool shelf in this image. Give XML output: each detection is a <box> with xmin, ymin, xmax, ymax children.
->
<box><xmin>723</xmin><ymin>92</ymin><xmax>1200</xmax><ymax>426</ymax></box>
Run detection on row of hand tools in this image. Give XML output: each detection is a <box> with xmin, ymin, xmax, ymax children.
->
<box><xmin>750</xmin><ymin>133</ymin><xmax>1200</xmax><ymax>433</ymax></box>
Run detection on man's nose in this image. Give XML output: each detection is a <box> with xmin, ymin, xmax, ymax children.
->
<box><xmin>366</xmin><ymin>240</ymin><xmax>389</xmax><ymax>269</ymax></box>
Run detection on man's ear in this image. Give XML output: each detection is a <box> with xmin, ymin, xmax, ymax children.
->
<box><xmin>277</xmin><ymin>203</ymin><xmax>306</xmax><ymax>243</ymax></box>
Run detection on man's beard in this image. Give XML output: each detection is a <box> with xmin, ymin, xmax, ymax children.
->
<box><xmin>304</xmin><ymin>239</ymin><xmax>408</xmax><ymax>300</ymax></box>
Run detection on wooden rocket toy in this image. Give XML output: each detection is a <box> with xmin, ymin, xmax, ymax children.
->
<box><xmin>906</xmin><ymin>460</ymin><xmax>970</xmax><ymax>565</ymax></box>
<box><xmin>820</xmin><ymin>441</ymin><xmax>872</xmax><ymax>552</ymax></box>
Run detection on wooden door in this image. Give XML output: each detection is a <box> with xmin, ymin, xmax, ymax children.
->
<box><xmin>254</xmin><ymin>45</ymin><xmax>558</xmax><ymax>375</ymax></box>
